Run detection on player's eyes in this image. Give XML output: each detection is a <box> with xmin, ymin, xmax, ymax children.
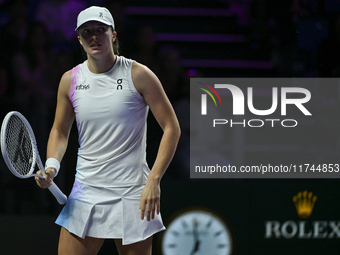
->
<box><xmin>80</xmin><ymin>28</ymin><xmax>90</xmax><ymax>34</ymax></box>
<box><xmin>80</xmin><ymin>26</ymin><xmax>108</xmax><ymax>36</ymax></box>
<box><xmin>97</xmin><ymin>27</ymin><xmax>107</xmax><ymax>33</ymax></box>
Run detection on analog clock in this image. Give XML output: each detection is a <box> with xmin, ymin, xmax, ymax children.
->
<box><xmin>162</xmin><ymin>209</ymin><xmax>233</xmax><ymax>255</ymax></box>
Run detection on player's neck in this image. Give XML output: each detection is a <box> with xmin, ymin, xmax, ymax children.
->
<box><xmin>87</xmin><ymin>53</ymin><xmax>117</xmax><ymax>74</ymax></box>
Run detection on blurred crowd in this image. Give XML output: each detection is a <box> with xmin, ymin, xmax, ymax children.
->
<box><xmin>0</xmin><ymin>0</ymin><xmax>339</xmax><ymax>214</ymax></box>
<box><xmin>253</xmin><ymin>0</ymin><xmax>340</xmax><ymax>79</ymax></box>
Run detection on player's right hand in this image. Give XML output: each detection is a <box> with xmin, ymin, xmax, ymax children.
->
<box><xmin>34</xmin><ymin>168</ymin><xmax>56</xmax><ymax>189</ymax></box>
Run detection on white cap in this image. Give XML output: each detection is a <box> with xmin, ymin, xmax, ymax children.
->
<box><xmin>75</xmin><ymin>6</ymin><xmax>115</xmax><ymax>31</ymax></box>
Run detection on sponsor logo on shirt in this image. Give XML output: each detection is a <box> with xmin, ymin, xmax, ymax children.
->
<box><xmin>76</xmin><ymin>84</ymin><xmax>90</xmax><ymax>90</ymax></box>
<box><xmin>117</xmin><ymin>79</ymin><xmax>123</xmax><ymax>90</ymax></box>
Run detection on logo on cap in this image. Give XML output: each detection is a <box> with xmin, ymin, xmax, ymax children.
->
<box><xmin>99</xmin><ymin>12</ymin><xmax>103</xmax><ymax>18</ymax></box>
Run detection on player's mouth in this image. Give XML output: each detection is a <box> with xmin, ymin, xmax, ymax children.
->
<box><xmin>90</xmin><ymin>43</ymin><xmax>101</xmax><ymax>48</ymax></box>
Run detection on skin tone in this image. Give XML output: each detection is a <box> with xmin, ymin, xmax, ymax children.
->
<box><xmin>35</xmin><ymin>21</ymin><xmax>180</xmax><ymax>255</ymax></box>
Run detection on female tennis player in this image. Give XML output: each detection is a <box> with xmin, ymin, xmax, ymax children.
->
<box><xmin>35</xmin><ymin>6</ymin><xmax>180</xmax><ymax>255</ymax></box>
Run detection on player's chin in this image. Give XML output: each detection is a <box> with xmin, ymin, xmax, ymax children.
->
<box><xmin>88</xmin><ymin>46</ymin><xmax>104</xmax><ymax>53</ymax></box>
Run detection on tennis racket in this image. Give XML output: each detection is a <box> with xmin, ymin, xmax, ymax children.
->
<box><xmin>0</xmin><ymin>111</ymin><xmax>67</xmax><ymax>205</ymax></box>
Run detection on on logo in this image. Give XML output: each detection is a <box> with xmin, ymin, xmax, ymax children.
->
<box><xmin>117</xmin><ymin>79</ymin><xmax>123</xmax><ymax>90</ymax></box>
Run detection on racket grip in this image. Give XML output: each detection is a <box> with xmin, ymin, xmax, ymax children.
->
<box><xmin>48</xmin><ymin>181</ymin><xmax>67</xmax><ymax>205</ymax></box>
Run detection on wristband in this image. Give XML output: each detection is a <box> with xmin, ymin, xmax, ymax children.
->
<box><xmin>45</xmin><ymin>158</ymin><xmax>60</xmax><ymax>177</ymax></box>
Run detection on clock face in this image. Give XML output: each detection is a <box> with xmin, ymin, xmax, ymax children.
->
<box><xmin>162</xmin><ymin>209</ymin><xmax>232</xmax><ymax>255</ymax></box>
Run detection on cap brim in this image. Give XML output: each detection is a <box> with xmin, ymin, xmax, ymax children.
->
<box><xmin>75</xmin><ymin>18</ymin><xmax>112</xmax><ymax>31</ymax></box>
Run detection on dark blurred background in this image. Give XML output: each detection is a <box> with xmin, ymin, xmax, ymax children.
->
<box><xmin>0</xmin><ymin>0</ymin><xmax>340</xmax><ymax>254</ymax></box>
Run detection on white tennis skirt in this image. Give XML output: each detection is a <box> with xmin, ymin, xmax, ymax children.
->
<box><xmin>55</xmin><ymin>179</ymin><xmax>165</xmax><ymax>245</ymax></box>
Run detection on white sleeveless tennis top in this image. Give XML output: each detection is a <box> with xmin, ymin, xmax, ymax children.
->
<box><xmin>69</xmin><ymin>56</ymin><xmax>150</xmax><ymax>187</ymax></box>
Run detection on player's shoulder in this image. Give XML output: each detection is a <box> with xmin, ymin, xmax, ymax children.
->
<box><xmin>131</xmin><ymin>61</ymin><xmax>158</xmax><ymax>83</ymax></box>
<box><xmin>61</xmin><ymin>69</ymin><xmax>72</xmax><ymax>82</ymax></box>
<box><xmin>58</xmin><ymin>69</ymin><xmax>73</xmax><ymax>94</ymax></box>
<box><xmin>60</xmin><ymin>63</ymin><xmax>82</xmax><ymax>84</ymax></box>
<box><xmin>132</xmin><ymin>61</ymin><xmax>145</xmax><ymax>74</ymax></box>
<box><xmin>131</xmin><ymin>61</ymin><xmax>162</xmax><ymax>96</ymax></box>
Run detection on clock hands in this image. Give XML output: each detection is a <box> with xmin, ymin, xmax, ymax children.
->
<box><xmin>190</xmin><ymin>218</ymin><xmax>201</xmax><ymax>255</ymax></box>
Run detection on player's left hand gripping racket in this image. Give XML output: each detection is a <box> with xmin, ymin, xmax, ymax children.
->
<box><xmin>0</xmin><ymin>111</ymin><xmax>67</xmax><ymax>205</ymax></box>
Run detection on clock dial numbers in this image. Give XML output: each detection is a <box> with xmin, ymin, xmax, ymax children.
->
<box><xmin>171</xmin><ymin>230</ymin><xmax>180</xmax><ymax>237</ymax></box>
<box><xmin>214</xmin><ymin>230</ymin><xmax>223</xmax><ymax>237</ymax></box>
<box><xmin>167</xmin><ymin>243</ymin><xmax>177</xmax><ymax>248</ymax></box>
<box><xmin>206</xmin><ymin>218</ymin><xmax>213</xmax><ymax>229</ymax></box>
<box><xmin>181</xmin><ymin>220</ymin><xmax>189</xmax><ymax>229</ymax></box>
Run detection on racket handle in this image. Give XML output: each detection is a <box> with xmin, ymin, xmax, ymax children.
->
<box><xmin>48</xmin><ymin>181</ymin><xmax>67</xmax><ymax>205</ymax></box>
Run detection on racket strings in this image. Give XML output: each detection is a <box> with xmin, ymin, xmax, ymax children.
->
<box><xmin>5</xmin><ymin>115</ymin><xmax>35</xmax><ymax>176</ymax></box>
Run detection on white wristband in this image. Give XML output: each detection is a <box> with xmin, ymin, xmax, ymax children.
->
<box><xmin>45</xmin><ymin>158</ymin><xmax>60</xmax><ymax>177</ymax></box>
